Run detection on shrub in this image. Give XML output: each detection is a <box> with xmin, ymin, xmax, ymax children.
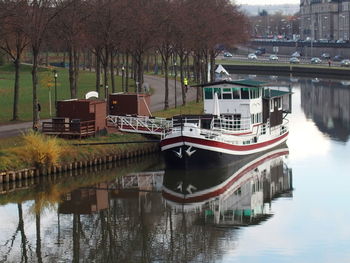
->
<box><xmin>22</xmin><ymin>131</ymin><xmax>61</xmax><ymax>169</ymax></box>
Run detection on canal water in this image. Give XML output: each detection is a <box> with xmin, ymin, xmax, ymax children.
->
<box><xmin>1</xmin><ymin>75</ymin><xmax>350</xmax><ymax>262</ymax></box>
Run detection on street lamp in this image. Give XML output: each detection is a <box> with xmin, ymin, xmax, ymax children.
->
<box><xmin>53</xmin><ymin>70</ymin><xmax>58</xmax><ymax>112</ymax></box>
<box><xmin>121</xmin><ymin>66</ymin><xmax>125</xmax><ymax>92</ymax></box>
<box><xmin>174</xmin><ymin>61</ymin><xmax>177</xmax><ymax>108</ymax></box>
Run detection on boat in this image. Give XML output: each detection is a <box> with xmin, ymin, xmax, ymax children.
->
<box><xmin>162</xmin><ymin>145</ymin><xmax>292</xmax><ymax>226</ymax></box>
<box><xmin>160</xmin><ymin>79</ymin><xmax>292</xmax><ymax>169</ymax></box>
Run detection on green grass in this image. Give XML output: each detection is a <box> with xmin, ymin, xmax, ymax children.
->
<box><xmin>0</xmin><ymin>132</ymin><xmax>154</xmax><ymax>172</ymax></box>
<box><xmin>0</xmin><ymin>63</ymin><xmax>134</xmax><ymax>122</ymax></box>
<box><xmin>154</xmin><ymin>100</ymin><xmax>203</xmax><ymax>118</ymax></box>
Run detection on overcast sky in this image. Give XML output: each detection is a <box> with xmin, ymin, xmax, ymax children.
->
<box><xmin>236</xmin><ymin>0</ymin><xmax>299</xmax><ymax>4</ymax></box>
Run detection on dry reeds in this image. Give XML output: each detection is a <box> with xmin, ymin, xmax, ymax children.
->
<box><xmin>22</xmin><ymin>131</ymin><xmax>61</xmax><ymax>169</ymax></box>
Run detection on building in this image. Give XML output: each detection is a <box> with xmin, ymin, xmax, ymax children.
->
<box><xmin>300</xmin><ymin>0</ymin><xmax>350</xmax><ymax>40</ymax></box>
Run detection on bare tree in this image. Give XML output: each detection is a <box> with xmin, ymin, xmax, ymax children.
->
<box><xmin>23</xmin><ymin>0</ymin><xmax>66</xmax><ymax>129</ymax></box>
<box><xmin>0</xmin><ymin>0</ymin><xmax>29</xmax><ymax>120</ymax></box>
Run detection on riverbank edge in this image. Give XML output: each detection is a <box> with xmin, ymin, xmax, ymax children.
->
<box><xmin>221</xmin><ymin>63</ymin><xmax>350</xmax><ymax>79</ymax></box>
<box><xmin>0</xmin><ymin>142</ymin><xmax>160</xmax><ymax>185</ymax></box>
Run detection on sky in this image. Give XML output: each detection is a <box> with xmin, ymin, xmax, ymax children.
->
<box><xmin>236</xmin><ymin>0</ymin><xmax>299</xmax><ymax>4</ymax></box>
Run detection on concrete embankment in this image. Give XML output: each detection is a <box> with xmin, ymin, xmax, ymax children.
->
<box><xmin>222</xmin><ymin>64</ymin><xmax>350</xmax><ymax>79</ymax></box>
<box><xmin>0</xmin><ymin>143</ymin><xmax>159</xmax><ymax>186</ymax></box>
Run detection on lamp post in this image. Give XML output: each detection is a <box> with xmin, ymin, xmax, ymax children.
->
<box><xmin>121</xmin><ymin>66</ymin><xmax>125</xmax><ymax>92</ymax></box>
<box><xmin>53</xmin><ymin>70</ymin><xmax>58</xmax><ymax>112</ymax></box>
<box><xmin>174</xmin><ymin>61</ymin><xmax>177</xmax><ymax>108</ymax></box>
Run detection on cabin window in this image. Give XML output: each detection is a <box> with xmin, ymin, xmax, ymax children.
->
<box><xmin>249</xmin><ymin>88</ymin><xmax>259</xmax><ymax>99</ymax></box>
<box><xmin>214</xmin><ymin>88</ymin><xmax>222</xmax><ymax>99</ymax></box>
<box><xmin>204</xmin><ymin>88</ymin><xmax>213</xmax><ymax>99</ymax></box>
<box><xmin>241</xmin><ymin>88</ymin><xmax>249</xmax><ymax>99</ymax></box>
<box><xmin>232</xmin><ymin>87</ymin><xmax>240</xmax><ymax>99</ymax></box>
<box><xmin>277</xmin><ymin>97</ymin><xmax>282</xmax><ymax>110</ymax></box>
<box><xmin>223</xmin><ymin>88</ymin><xmax>232</xmax><ymax>99</ymax></box>
<box><xmin>270</xmin><ymin>100</ymin><xmax>274</xmax><ymax>112</ymax></box>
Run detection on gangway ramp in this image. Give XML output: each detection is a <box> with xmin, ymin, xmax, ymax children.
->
<box><xmin>107</xmin><ymin>115</ymin><xmax>172</xmax><ymax>136</ymax></box>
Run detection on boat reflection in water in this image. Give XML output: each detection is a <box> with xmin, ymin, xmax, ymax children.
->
<box><xmin>163</xmin><ymin>144</ymin><xmax>293</xmax><ymax>226</ymax></box>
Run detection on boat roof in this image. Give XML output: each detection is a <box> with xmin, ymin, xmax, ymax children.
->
<box><xmin>191</xmin><ymin>79</ymin><xmax>267</xmax><ymax>88</ymax></box>
<box><xmin>263</xmin><ymin>89</ymin><xmax>292</xmax><ymax>99</ymax></box>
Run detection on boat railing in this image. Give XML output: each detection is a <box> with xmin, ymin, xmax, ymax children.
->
<box><xmin>211</xmin><ymin>117</ymin><xmax>252</xmax><ymax>132</ymax></box>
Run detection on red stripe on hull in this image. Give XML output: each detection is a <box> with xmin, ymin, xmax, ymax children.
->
<box><xmin>161</xmin><ymin>132</ymin><xmax>288</xmax><ymax>152</ymax></box>
<box><xmin>162</xmin><ymin>150</ymin><xmax>289</xmax><ymax>204</ymax></box>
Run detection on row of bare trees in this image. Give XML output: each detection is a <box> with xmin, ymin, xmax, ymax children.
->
<box><xmin>0</xmin><ymin>0</ymin><xmax>248</xmax><ymax>128</ymax></box>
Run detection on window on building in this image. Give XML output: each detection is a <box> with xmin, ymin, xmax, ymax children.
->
<box><xmin>214</xmin><ymin>88</ymin><xmax>222</xmax><ymax>99</ymax></box>
<box><xmin>222</xmin><ymin>88</ymin><xmax>232</xmax><ymax>99</ymax></box>
<box><xmin>249</xmin><ymin>88</ymin><xmax>260</xmax><ymax>99</ymax></box>
<box><xmin>204</xmin><ymin>88</ymin><xmax>213</xmax><ymax>99</ymax></box>
<box><xmin>277</xmin><ymin>97</ymin><xmax>282</xmax><ymax>110</ymax></box>
<box><xmin>232</xmin><ymin>87</ymin><xmax>240</xmax><ymax>99</ymax></box>
<box><xmin>241</xmin><ymin>88</ymin><xmax>249</xmax><ymax>99</ymax></box>
<box><xmin>270</xmin><ymin>100</ymin><xmax>274</xmax><ymax>112</ymax></box>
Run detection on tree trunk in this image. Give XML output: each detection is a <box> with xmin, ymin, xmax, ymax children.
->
<box><xmin>12</xmin><ymin>58</ymin><xmax>20</xmax><ymax>121</ymax></box>
<box><xmin>110</xmin><ymin>53</ymin><xmax>115</xmax><ymax>93</ymax></box>
<box><xmin>103</xmin><ymin>47</ymin><xmax>109</xmax><ymax>99</ymax></box>
<box><xmin>73</xmin><ymin>48</ymin><xmax>79</xmax><ymax>98</ymax></box>
<box><xmin>18</xmin><ymin>203</ymin><xmax>28</xmax><ymax>263</ymax></box>
<box><xmin>180</xmin><ymin>56</ymin><xmax>186</xmax><ymax>106</ymax></box>
<box><xmin>96</xmin><ymin>49</ymin><xmax>101</xmax><ymax>93</ymax></box>
<box><xmin>36</xmin><ymin>212</ymin><xmax>42</xmax><ymax>263</ymax></box>
<box><xmin>32</xmin><ymin>48</ymin><xmax>39</xmax><ymax>130</ymax></box>
<box><xmin>125</xmin><ymin>52</ymin><xmax>129</xmax><ymax>92</ymax></box>
<box><xmin>164</xmin><ymin>59</ymin><xmax>169</xmax><ymax>110</ymax></box>
<box><xmin>68</xmin><ymin>46</ymin><xmax>75</xmax><ymax>98</ymax></box>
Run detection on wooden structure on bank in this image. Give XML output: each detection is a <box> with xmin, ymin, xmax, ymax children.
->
<box><xmin>42</xmin><ymin>99</ymin><xmax>107</xmax><ymax>138</ymax></box>
<box><xmin>109</xmin><ymin>93</ymin><xmax>151</xmax><ymax>116</ymax></box>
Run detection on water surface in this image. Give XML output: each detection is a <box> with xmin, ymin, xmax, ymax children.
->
<box><xmin>1</xmin><ymin>75</ymin><xmax>350</xmax><ymax>262</ymax></box>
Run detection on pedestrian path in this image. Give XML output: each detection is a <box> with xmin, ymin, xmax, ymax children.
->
<box><xmin>0</xmin><ymin>74</ymin><xmax>197</xmax><ymax>138</ymax></box>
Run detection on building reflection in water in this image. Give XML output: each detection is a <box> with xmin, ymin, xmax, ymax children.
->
<box><xmin>300</xmin><ymin>78</ymin><xmax>350</xmax><ymax>142</ymax></box>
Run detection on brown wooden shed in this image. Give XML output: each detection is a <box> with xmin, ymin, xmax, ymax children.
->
<box><xmin>57</xmin><ymin>99</ymin><xmax>107</xmax><ymax>132</ymax></box>
<box><xmin>109</xmin><ymin>93</ymin><xmax>151</xmax><ymax>116</ymax></box>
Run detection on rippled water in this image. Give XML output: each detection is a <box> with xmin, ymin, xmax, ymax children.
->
<box><xmin>0</xmin><ymin>75</ymin><xmax>350</xmax><ymax>262</ymax></box>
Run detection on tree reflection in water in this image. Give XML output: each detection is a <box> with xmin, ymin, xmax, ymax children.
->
<box><xmin>0</xmin><ymin>149</ymin><xmax>293</xmax><ymax>262</ymax></box>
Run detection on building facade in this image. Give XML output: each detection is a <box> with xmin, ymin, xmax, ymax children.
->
<box><xmin>300</xmin><ymin>0</ymin><xmax>350</xmax><ymax>40</ymax></box>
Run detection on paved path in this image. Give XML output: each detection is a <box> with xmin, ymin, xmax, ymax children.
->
<box><xmin>0</xmin><ymin>75</ymin><xmax>197</xmax><ymax>138</ymax></box>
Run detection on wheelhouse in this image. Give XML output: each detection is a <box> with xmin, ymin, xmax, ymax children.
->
<box><xmin>197</xmin><ymin>80</ymin><xmax>291</xmax><ymax>131</ymax></box>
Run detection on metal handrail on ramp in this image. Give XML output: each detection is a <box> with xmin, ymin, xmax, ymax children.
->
<box><xmin>107</xmin><ymin>115</ymin><xmax>172</xmax><ymax>136</ymax></box>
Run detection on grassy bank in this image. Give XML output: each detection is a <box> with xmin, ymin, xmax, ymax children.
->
<box><xmin>0</xmin><ymin>64</ymin><xmax>134</xmax><ymax>122</ymax></box>
<box><xmin>0</xmin><ymin>100</ymin><xmax>203</xmax><ymax>172</ymax></box>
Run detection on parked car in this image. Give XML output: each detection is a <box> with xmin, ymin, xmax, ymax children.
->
<box><xmin>223</xmin><ymin>52</ymin><xmax>233</xmax><ymax>57</ymax></box>
<box><xmin>336</xmin><ymin>39</ymin><xmax>347</xmax><ymax>44</ymax></box>
<box><xmin>333</xmin><ymin>55</ymin><xmax>343</xmax><ymax>61</ymax></box>
<box><xmin>254</xmin><ymin>50</ymin><xmax>263</xmax><ymax>55</ymax></box>
<box><xmin>289</xmin><ymin>57</ymin><xmax>300</xmax><ymax>64</ymax></box>
<box><xmin>321</xmin><ymin>53</ymin><xmax>331</xmax><ymax>59</ymax></box>
<box><xmin>269</xmin><ymin>54</ymin><xmax>279</xmax><ymax>61</ymax></box>
<box><xmin>248</xmin><ymin>53</ymin><xmax>257</xmax><ymax>60</ymax></box>
<box><xmin>318</xmin><ymin>39</ymin><xmax>329</xmax><ymax>43</ymax></box>
<box><xmin>256</xmin><ymin>47</ymin><xmax>266</xmax><ymax>54</ymax></box>
<box><xmin>341</xmin><ymin>59</ymin><xmax>350</xmax><ymax>67</ymax></box>
<box><xmin>291</xmin><ymin>51</ymin><xmax>301</xmax><ymax>57</ymax></box>
<box><xmin>310</xmin><ymin>57</ymin><xmax>322</xmax><ymax>64</ymax></box>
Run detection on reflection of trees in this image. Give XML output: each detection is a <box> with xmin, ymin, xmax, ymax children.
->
<box><xmin>0</xmin><ymin>203</ymin><xmax>32</xmax><ymax>263</ymax></box>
